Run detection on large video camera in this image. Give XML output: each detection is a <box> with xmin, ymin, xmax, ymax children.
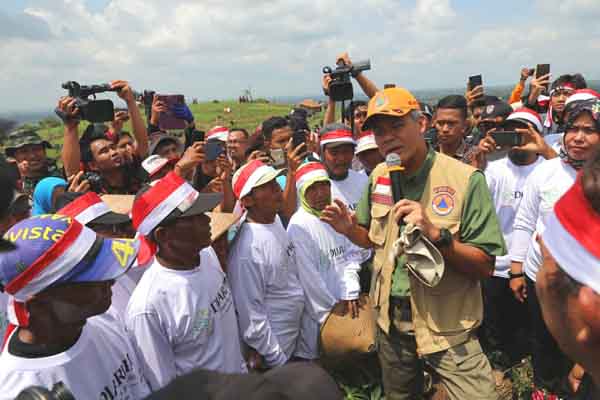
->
<box><xmin>60</xmin><ymin>81</ymin><xmax>118</xmax><ymax>123</ymax></box>
<box><xmin>322</xmin><ymin>60</ymin><xmax>371</xmax><ymax>102</ymax></box>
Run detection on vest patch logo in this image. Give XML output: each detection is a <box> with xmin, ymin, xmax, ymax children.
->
<box><xmin>432</xmin><ymin>187</ymin><xmax>455</xmax><ymax>216</ymax></box>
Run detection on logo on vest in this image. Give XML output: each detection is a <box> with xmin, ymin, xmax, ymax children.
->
<box><xmin>431</xmin><ymin>186</ymin><xmax>455</xmax><ymax>216</ymax></box>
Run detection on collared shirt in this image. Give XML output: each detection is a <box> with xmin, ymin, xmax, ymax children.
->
<box><xmin>355</xmin><ymin>147</ymin><xmax>506</xmax><ymax>297</ymax></box>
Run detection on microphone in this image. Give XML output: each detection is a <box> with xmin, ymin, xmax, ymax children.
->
<box><xmin>385</xmin><ymin>153</ymin><xmax>404</xmax><ymax>203</ymax></box>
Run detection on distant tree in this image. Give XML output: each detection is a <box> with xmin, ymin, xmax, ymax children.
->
<box><xmin>38</xmin><ymin>116</ymin><xmax>61</xmax><ymax>129</ymax></box>
<box><xmin>0</xmin><ymin>118</ymin><xmax>17</xmax><ymax>143</ymax></box>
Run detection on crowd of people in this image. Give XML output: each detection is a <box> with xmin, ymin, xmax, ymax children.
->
<box><xmin>0</xmin><ymin>52</ymin><xmax>599</xmax><ymax>400</ymax></box>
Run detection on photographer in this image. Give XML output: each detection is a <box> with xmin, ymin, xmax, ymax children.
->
<box><xmin>4</xmin><ymin>128</ymin><xmax>63</xmax><ymax>196</ymax></box>
<box><xmin>322</xmin><ymin>52</ymin><xmax>379</xmax><ymax>129</ymax></box>
<box><xmin>59</xmin><ymin>80</ymin><xmax>148</xmax><ymax>194</ymax></box>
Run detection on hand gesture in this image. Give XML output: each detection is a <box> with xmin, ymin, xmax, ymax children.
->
<box><xmin>111</xmin><ymin>110</ymin><xmax>130</xmax><ymax>134</ymax></box>
<box><xmin>465</xmin><ymin>85</ymin><xmax>484</xmax><ymax>107</ymax></box>
<box><xmin>477</xmin><ymin>131</ymin><xmax>498</xmax><ymax>155</ymax></box>
<box><xmin>336</xmin><ymin>51</ymin><xmax>353</xmax><ymax>67</ymax></box>
<box><xmin>515</xmin><ymin>124</ymin><xmax>553</xmax><ymax>156</ymax></box>
<box><xmin>150</xmin><ymin>95</ymin><xmax>168</xmax><ymax>126</ymax></box>
<box><xmin>246</xmin><ymin>348</ymin><xmax>265</xmax><ymax>371</ymax></box>
<box><xmin>343</xmin><ymin>299</ymin><xmax>360</xmax><ymax>319</ymax></box>
<box><xmin>67</xmin><ymin>171</ymin><xmax>90</xmax><ymax>193</ymax></box>
<box><xmin>320</xmin><ymin>199</ymin><xmax>355</xmax><ymax>236</ymax></box>
<box><xmin>247</xmin><ymin>150</ymin><xmax>270</xmax><ymax>164</ymax></box>
<box><xmin>56</xmin><ymin>96</ymin><xmax>80</xmax><ymax>126</ymax></box>
<box><xmin>172</xmin><ymin>103</ymin><xmax>194</xmax><ymax>124</ymax></box>
<box><xmin>216</xmin><ymin>154</ymin><xmax>233</xmax><ymax>181</ymax></box>
<box><xmin>520</xmin><ymin>67</ymin><xmax>533</xmax><ymax>82</ymax></box>
<box><xmin>175</xmin><ymin>142</ymin><xmax>205</xmax><ymax>178</ymax></box>
<box><xmin>392</xmin><ymin>199</ymin><xmax>440</xmax><ymax>242</ymax></box>
<box><xmin>110</xmin><ymin>80</ymin><xmax>135</xmax><ymax>104</ymax></box>
<box><xmin>528</xmin><ymin>73</ymin><xmax>551</xmax><ymax>104</ymax></box>
<box><xmin>307</xmin><ymin>131</ymin><xmax>320</xmax><ymax>156</ymax></box>
<box><xmin>203</xmin><ymin>177</ymin><xmax>224</xmax><ymax>193</ymax></box>
<box><xmin>286</xmin><ymin>139</ymin><xmax>307</xmax><ymax>174</ymax></box>
<box><xmin>322</xmin><ymin>74</ymin><xmax>332</xmax><ymax>96</ymax></box>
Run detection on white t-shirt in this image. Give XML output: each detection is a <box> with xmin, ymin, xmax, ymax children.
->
<box><xmin>227</xmin><ymin>216</ymin><xmax>305</xmax><ymax>368</ymax></box>
<box><xmin>288</xmin><ymin>207</ymin><xmax>370</xmax><ymax>359</ymax></box>
<box><xmin>0</xmin><ymin>314</ymin><xmax>150</xmax><ymax>400</ymax></box>
<box><xmin>331</xmin><ymin>169</ymin><xmax>369</xmax><ymax>212</ymax></box>
<box><xmin>125</xmin><ymin>246</ymin><xmax>246</xmax><ymax>391</ymax></box>
<box><xmin>485</xmin><ymin>156</ymin><xmax>543</xmax><ymax>278</ymax></box>
<box><xmin>510</xmin><ymin>157</ymin><xmax>576</xmax><ymax>281</ymax></box>
<box><xmin>0</xmin><ymin>293</ymin><xmax>8</xmax><ymax>341</ymax></box>
<box><xmin>108</xmin><ymin>267</ymin><xmax>146</xmax><ymax>325</ymax></box>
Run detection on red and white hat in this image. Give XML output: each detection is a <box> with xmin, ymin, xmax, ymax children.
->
<box><xmin>542</xmin><ymin>177</ymin><xmax>600</xmax><ymax>294</ymax></box>
<box><xmin>132</xmin><ymin>171</ymin><xmax>222</xmax><ymax>236</ymax></box>
<box><xmin>506</xmin><ymin>108</ymin><xmax>543</xmax><ymax>133</ymax></box>
<box><xmin>57</xmin><ymin>192</ymin><xmax>113</xmax><ymax>225</ymax></box>
<box><xmin>232</xmin><ymin>160</ymin><xmax>285</xmax><ymax>200</ymax></box>
<box><xmin>355</xmin><ymin>130</ymin><xmax>378</xmax><ymax>154</ymax></box>
<box><xmin>295</xmin><ymin>162</ymin><xmax>329</xmax><ymax>191</ymax></box>
<box><xmin>320</xmin><ymin>128</ymin><xmax>355</xmax><ymax>149</ymax></box>
<box><xmin>206</xmin><ymin>126</ymin><xmax>229</xmax><ymax>142</ymax></box>
<box><xmin>142</xmin><ymin>154</ymin><xmax>177</xmax><ymax>178</ymax></box>
<box><xmin>565</xmin><ymin>89</ymin><xmax>600</xmax><ymax>108</ymax></box>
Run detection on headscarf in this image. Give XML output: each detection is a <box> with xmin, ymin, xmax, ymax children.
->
<box><xmin>31</xmin><ymin>177</ymin><xmax>67</xmax><ymax>215</ymax></box>
<box><xmin>296</xmin><ymin>162</ymin><xmax>330</xmax><ymax>218</ymax></box>
<box><xmin>561</xmin><ymin>98</ymin><xmax>600</xmax><ymax>170</ymax></box>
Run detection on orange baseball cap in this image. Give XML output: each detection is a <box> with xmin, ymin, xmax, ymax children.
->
<box><xmin>362</xmin><ymin>87</ymin><xmax>420</xmax><ymax>131</ymax></box>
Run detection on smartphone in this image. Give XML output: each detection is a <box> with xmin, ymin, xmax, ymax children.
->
<box><xmin>292</xmin><ymin>129</ymin><xmax>306</xmax><ymax>149</ymax></box>
<box><xmin>192</xmin><ymin>130</ymin><xmax>205</xmax><ymax>143</ymax></box>
<box><xmin>205</xmin><ymin>141</ymin><xmax>225</xmax><ymax>161</ymax></box>
<box><xmin>468</xmin><ymin>75</ymin><xmax>483</xmax><ymax>90</ymax></box>
<box><xmin>536</xmin><ymin>64</ymin><xmax>550</xmax><ymax>79</ymax></box>
<box><xmin>491</xmin><ymin>131</ymin><xmax>523</xmax><ymax>147</ymax></box>
<box><xmin>156</xmin><ymin>94</ymin><xmax>186</xmax><ymax>130</ymax></box>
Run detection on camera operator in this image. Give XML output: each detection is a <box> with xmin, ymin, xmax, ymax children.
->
<box><xmin>322</xmin><ymin>52</ymin><xmax>379</xmax><ymax>129</ymax></box>
<box><xmin>59</xmin><ymin>80</ymin><xmax>148</xmax><ymax>195</ymax></box>
<box><xmin>4</xmin><ymin>128</ymin><xmax>63</xmax><ymax>197</ymax></box>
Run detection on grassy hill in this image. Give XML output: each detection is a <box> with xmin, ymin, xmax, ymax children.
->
<box><xmin>16</xmin><ymin>100</ymin><xmax>324</xmax><ymax>161</ymax></box>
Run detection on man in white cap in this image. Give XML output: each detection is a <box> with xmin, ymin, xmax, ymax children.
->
<box><xmin>474</xmin><ymin>108</ymin><xmax>552</xmax><ymax>386</ymax></box>
<box><xmin>537</xmin><ymin>154</ymin><xmax>600</xmax><ymax>399</ymax></box>
<box><xmin>0</xmin><ymin>214</ymin><xmax>149</xmax><ymax>399</ymax></box>
<box><xmin>287</xmin><ymin>162</ymin><xmax>370</xmax><ymax>359</ymax></box>
<box><xmin>125</xmin><ymin>171</ymin><xmax>246</xmax><ymax>391</ymax></box>
<box><xmin>319</xmin><ymin>123</ymin><xmax>368</xmax><ymax>212</ymax></box>
<box><xmin>510</xmin><ymin>98</ymin><xmax>600</xmax><ymax>397</ymax></box>
<box><xmin>355</xmin><ymin>130</ymin><xmax>384</xmax><ymax>176</ymax></box>
<box><xmin>228</xmin><ymin>160</ymin><xmax>305</xmax><ymax>369</ymax></box>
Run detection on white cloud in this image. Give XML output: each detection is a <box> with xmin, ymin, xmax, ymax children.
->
<box><xmin>0</xmin><ymin>0</ymin><xmax>599</xmax><ymax>112</ymax></box>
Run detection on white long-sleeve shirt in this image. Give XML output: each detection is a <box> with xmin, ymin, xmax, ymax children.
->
<box><xmin>227</xmin><ymin>216</ymin><xmax>305</xmax><ymax>368</ymax></box>
<box><xmin>331</xmin><ymin>169</ymin><xmax>369</xmax><ymax>212</ymax></box>
<box><xmin>288</xmin><ymin>207</ymin><xmax>369</xmax><ymax>359</ymax></box>
<box><xmin>125</xmin><ymin>247</ymin><xmax>246</xmax><ymax>391</ymax></box>
<box><xmin>510</xmin><ymin>157</ymin><xmax>576</xmax><ymax>281</ymax></box>
<box><xmin>485</xmin><ymin>156</ymin><xmax>543</xmax><ymax>278</ymax></box>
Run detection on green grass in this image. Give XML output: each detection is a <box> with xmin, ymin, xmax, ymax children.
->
<box><xmin>13</xmin><ymin>100</ymin><xmax>325</xmax><ymax>161</ymax></box>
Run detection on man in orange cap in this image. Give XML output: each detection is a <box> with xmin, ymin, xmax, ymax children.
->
<box><xmin>322</xmin><ymin>87</ymin><xmax>506</xmax><ymax>399</ymax></box>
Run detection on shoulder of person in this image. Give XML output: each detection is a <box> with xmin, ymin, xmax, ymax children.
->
<box><xmin>434</xmin><ymin>151</ymin><xmax>477</xmax><ymax>175</ymax></box>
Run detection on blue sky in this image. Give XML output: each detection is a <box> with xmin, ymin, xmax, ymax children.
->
<box><xmin>0</xmin><ymin>0</ymin><xmax>598</xmax><ymax>112</ymax></box>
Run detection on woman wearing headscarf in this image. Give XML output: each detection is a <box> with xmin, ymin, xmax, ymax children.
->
<box><xmin>31</xmin><ymin>176</ymin><xmax>67</xmax><ymax>215</ymax></box>
<box><xmin>287</xmin><ymin>162</ymin><xmax>370</xmax><ymax>360</ymax></box>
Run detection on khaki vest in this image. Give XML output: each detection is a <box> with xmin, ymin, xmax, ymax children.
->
<box><xmin>368</xmin><ymin>152</ymin><xmax>482</xmax><ymax>355</ymax></box>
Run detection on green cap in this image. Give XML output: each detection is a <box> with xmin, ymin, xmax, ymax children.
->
<box><xmin>4</xmin><ymin>128</ymin><xmax>51</xmax><ymax>157</ymax></box>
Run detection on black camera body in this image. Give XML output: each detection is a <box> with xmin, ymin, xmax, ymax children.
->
<box><xmin>61</xmin><ymin>81</ymin><xmax>118</xmax><ymax>123</ymax></box>
<box><xmin>322</xmin><ymin>60</ymin><xmax>371</xmax><ymax>102</ymax></box>
<box><xmin>82</xmin><ymin>171</ymin><xmax>104</xmax><ymax>193</ymax></box>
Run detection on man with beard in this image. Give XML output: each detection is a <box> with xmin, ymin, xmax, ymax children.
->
<box><xmin>509</xmin><ymin>98</ymin><xmax>600</xmax><ymax>397</ymax></box>
<box><xmin>475</xmin><ymin>109</ymin><xmax>555</xmax><ymax>390</ymax></box>
<box><xmin>4</xmin><ymin>128</ymin><xmax>62</xmax><ymax>196</ymax></box>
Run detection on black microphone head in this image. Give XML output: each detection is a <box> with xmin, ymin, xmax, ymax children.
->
<box><xmin>385</xmin><ymin>152</ymin><xmax>402</xmax><ymax>167</ymax></box>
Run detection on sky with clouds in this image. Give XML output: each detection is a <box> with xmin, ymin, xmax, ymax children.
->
<box><xmin>1</xmin><ymin>0</ymin><xmax>599</xmax><ymax>112</ymax></box>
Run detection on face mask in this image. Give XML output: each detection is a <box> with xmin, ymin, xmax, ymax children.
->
<box><xmin>270</xmin><ymin>148</ymin><xmax>286</xmax><ymax>168</ymax></box>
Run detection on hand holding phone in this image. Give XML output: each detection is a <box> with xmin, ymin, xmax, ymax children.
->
<box><xmin>468</xmin><ymin>75</ymin><xmax>483</xmax><ymax>91</ymax></box>
<box><xmin>205</xmin><ymin>141</ymin><xmax>225</xmax><ymax>161</ymax></box>
<box><xmin>156</xmin><ymin>94</ymin><xmax>186</xmax><ymax>130</ymax></box>
<box><xmin>535</xmin><ymin>64</ymin><xmax>551</xmax><ymax>91</ymax></box>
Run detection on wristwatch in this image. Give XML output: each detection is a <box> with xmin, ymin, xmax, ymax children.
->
<box><xmin>433</xmin><ymin>228</ymin><xmax>453</xmax><ymax>248</ymax></box>
<box><xmin>508</xmin><ymin>271</ymin><xmax>525</xmax><ymax>280</ymax></box>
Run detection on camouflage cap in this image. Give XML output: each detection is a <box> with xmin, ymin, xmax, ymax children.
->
<box><xmin>4</xmin><ymin>128</ymin><xmax>51</xmax><ymax>157</ymax></box>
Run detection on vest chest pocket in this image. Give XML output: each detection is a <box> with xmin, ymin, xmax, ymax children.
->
<box><xmin>369</xmin><ymin>203</ymin><xmax>392</xmax><ymax>246</ymax></box>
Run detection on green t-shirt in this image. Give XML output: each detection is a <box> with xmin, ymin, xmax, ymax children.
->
<box><xmin>355</xmin><ymin>149</ymin><xmax>506</xmax><ymax>297</ymax></box>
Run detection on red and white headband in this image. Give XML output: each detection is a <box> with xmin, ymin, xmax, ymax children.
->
<box><xmin>232</xmin><ymin>160</ymin><xmax>279</xmax><ymax>199</ymax></box>
<box><xmin>295</xmin><ymin>162</ymin><xmax>329</xmax><ymax>191</ymax></box>
<box><xmin>57</xmin><ymin>192</ymin><xmax>111</xmax><ymax>225</ymax></box>
<box><xmin>507</xmin><ymin>108</ymin><xmax>543</xmax><ymax>133</ymax></box>
<box><xmin>320</xmin><ymin>129</ymin><xmax>355</xmax><ymax>148</ymax></box>
<box><xmin>132</xmin><ymin>171</ymin><xmax>199</xmax><ymax>236</ymax></box>
<box><xmin>356</xmin><ymin>130</ymin><xmax>378</xmax><ymax>154</ymax></box>
<box><xmin>207</xmin><ymin>126</ymin><xmax>229</xmax><ymax>142</ymax></box>
<box><xmin>542</xmin><ymin>177</ymin><xmax>600</xmax><ymax>294</ymax></box>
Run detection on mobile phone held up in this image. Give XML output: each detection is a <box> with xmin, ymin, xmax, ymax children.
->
<box><xmin>157</xmin><ymin>94</ymin><xmax>186</xmax><ymax>130</ymax></box>
<box><xmin>468</xmin><ymin>74</ymin><xmax>483</xmax><ymax>91</ymax></box>
<box><xmin>205</xmin><ymin>141</ymin><xmax>225</xmax><ymax>161</ymax></box>
<box><xmin>292</xmin><ymin>129</ymin><xmax>306</xmax><ymax>149</ymax></box>
<box><xmin>536</xmin><ymin>64</ymin><xmax>550</xmax><ymax>92</ymax></box>
<box><xmin>491</xmin><ymin>131</ymin><xmax>523</xmax><ymax>148</ymax></box>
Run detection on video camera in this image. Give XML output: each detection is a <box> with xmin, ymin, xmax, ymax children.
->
<box><xmin>60</xmin><ymin>81</ymin><xmax>118</xmax><ymax>123</ymax></box>
<box><xmin>322</xmin><ymin>60</ymin><xmax>371</xmax><ymax>102</ymax></box>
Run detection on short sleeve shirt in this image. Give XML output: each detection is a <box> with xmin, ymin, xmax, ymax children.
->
<box><xmin>356</xmin><ymin>148</ymin><xmax>506</xmax><ymax>297</ymax></box>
